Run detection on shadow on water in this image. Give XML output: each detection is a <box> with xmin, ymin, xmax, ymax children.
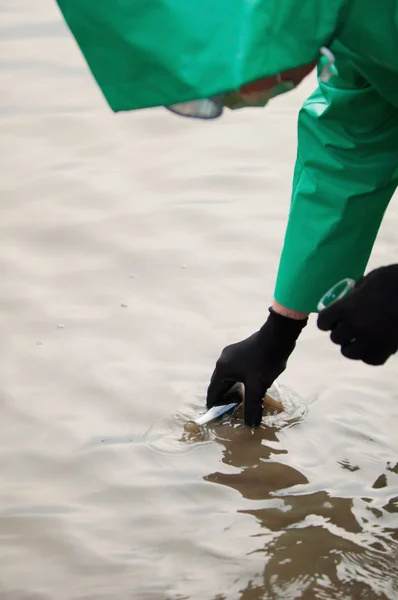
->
<box><xmin>199</xmin><ymin>412</ymin><xmax>398</xmax><ymax>600</ymax></box>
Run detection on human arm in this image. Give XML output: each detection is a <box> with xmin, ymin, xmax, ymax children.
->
<box><xmin>274</xmin><ymin>58</ymin><xmax>398</xmax><ymax>312</ymax></box>
<box><xmin>207</xmin><ymin>59</ymin><xmax>398</xmax><ymax>424</ymax></box>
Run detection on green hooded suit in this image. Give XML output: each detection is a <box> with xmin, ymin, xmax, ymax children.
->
<box><xmin>56</xmin><ymin>0</ymin><xmax>398</xmax><ymax>311</ymax></box>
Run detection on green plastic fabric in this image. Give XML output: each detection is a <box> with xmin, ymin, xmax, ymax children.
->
<box><xmin>275</xmin><ymin>1</ymin><xmax>398</xmax><ymax>311</ymax></box>
<box><xmin>56</xmin><ymin>0</ymin><xmax>398</xmax><ymax>312</ymax></box>
<box><xmin>274</xmin><ymin>66</ymin><xmax>398</xmax><ymax>311</ymax></box>
<box><xmin>55</xmin><ymin>0</ymin><xmax>345</xmax><ymax>111</ymax></box>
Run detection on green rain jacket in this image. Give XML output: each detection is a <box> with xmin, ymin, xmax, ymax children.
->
<box><xmin>56</xmin><ymin>0</ymin><xmax>398</xmax><ymax>312</ymax></box>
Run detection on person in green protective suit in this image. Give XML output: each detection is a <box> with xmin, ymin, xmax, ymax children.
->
<box><xmin>56</xmin><ymin>0</ymin><xmax>398</xmax><ymax>426</ymax></box>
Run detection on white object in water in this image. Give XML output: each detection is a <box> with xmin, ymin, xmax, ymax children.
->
<box><xmin>184</xmin><ymin>402</ymin><xmax>240</xmax><ymax>433</ymax></box>
<box><xmin>193</xmin><ymin>402</ymin><xmax>240</xmax><ymax>426</ymax></box>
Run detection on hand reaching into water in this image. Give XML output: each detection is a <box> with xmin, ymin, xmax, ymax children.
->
<box><xmin>206</xmin><ymin>308</ymin><xmax>308</xmax><ymax>427</ymax></box>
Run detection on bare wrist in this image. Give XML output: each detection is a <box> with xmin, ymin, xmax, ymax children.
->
<box><xmin>272</xmin><ymin>299</ymin><xmax>309</xmax><ymax>321</ymax></box>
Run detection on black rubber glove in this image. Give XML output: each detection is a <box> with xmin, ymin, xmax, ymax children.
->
<box><xmin>317</xmin><ymin>264</ymin><xmax>398</xmax><ymax>365</ymax></box>
<box><xmin>206</xmin><ymin>308</ymin><xmax>308</xmax><ymax>427</ymax></box>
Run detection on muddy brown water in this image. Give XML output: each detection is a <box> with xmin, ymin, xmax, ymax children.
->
<box><xmin>1</xmin><ymin>2</ymin><xmax>398</xmax><ymax>599</ymax></box>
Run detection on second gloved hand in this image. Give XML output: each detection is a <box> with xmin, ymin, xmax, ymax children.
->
<box><xmin>317</xmin><ymin>264</ymin><xmax>398</xmax><ymax>365</ymax></box>
<box><xmin>206</xmin><ymin>309</ymin><xmax>308</xmax><ymax>427</ymax></box>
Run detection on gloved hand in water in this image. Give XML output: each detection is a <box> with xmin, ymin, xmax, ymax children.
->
<box><xmin>317</xmin><ymin>264</ymin><xmax>398</xmax><ymax>365</ymax></box>
<box><xmin>206</xmin><ymin>309</ymin><xmax>308</xmax><ymax>427</ymax></box>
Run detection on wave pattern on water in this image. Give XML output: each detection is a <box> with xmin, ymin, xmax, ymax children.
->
<box><xmin>1</xmin><ymin>2</ymin><xmax>398</xmax><ymax>599</ymax></box>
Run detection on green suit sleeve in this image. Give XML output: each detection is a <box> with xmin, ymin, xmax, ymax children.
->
<box><xmin>274</xmin><ymin>60</ymin><xmax>398</xmax><ymax>313</ymax></box>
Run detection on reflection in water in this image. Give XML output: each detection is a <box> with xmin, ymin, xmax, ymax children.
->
<box><xmin>3</xmin><ymin>3</ymin><xmax>398</xmax><ymax>598</ymax></box>
<box><xmin>204</xmin><ymin>418</ymin><xmax>398</xmax><ymax>599</ymax></box>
